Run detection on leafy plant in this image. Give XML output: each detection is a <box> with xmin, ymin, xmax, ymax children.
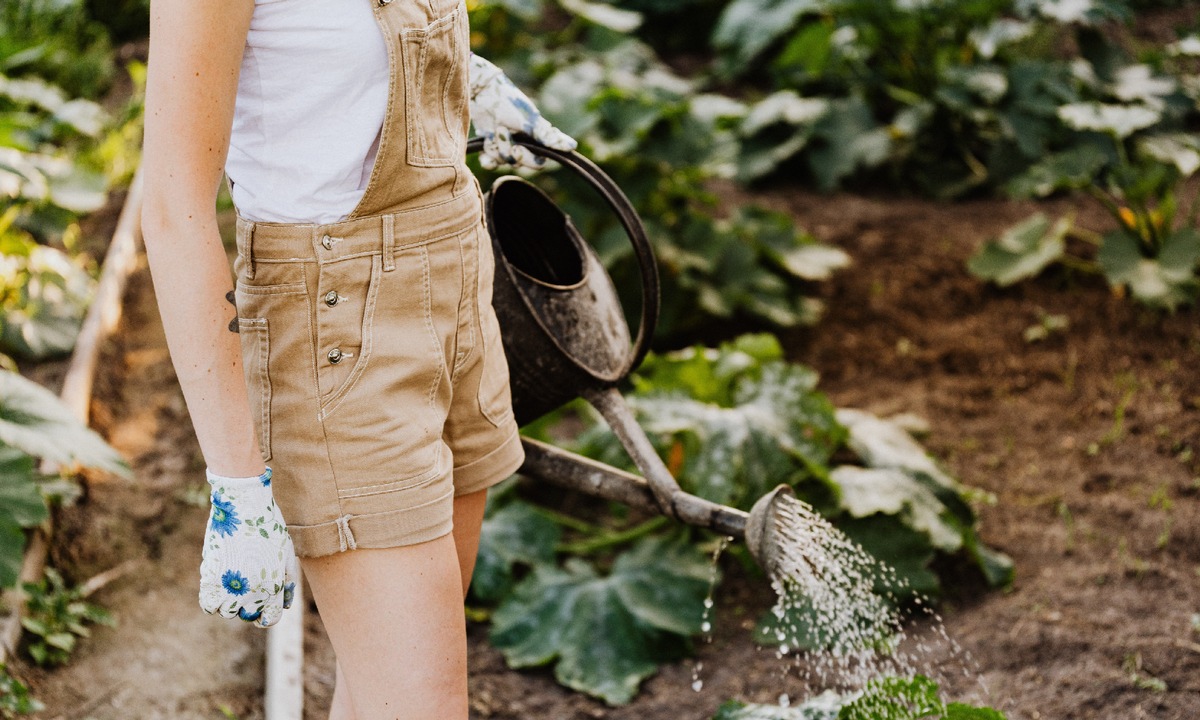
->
<box><xmin>20</xmin><ymin>567</ymin><xmax>114</xmax><ymax>666</ymax></box>
<box><xmin>713</xmin><ymin>675</ymin><xmax>1007</xmax><ymax>719</ymax></box>
<box><xmin>969</xmin><ymin>120</ymin><xmax>1200</xmax><ymax>310</ymax></box>
<box><xmin>0</xmin><ymin>664</ymin><xmax>43</xmax><ymax>718</ymax></box>
<box><xmin>0</xmin><ymin>370</ymin><xmax>129</xmax><ymax>587</ymax></box>
<box><xmin>570</xmin><ymin>334</ymin><xmax>1011</xmax><ymax>599</ymax></box>
<box><xmin>0</xmin><ymin>211</ymin><xmax>94</xmax><ymax>359</ymax></box>
<box><xmin>489</xmin><ymin>534</ymin><xmax>711</xmax><ymax>704</ymax></box>
<box><xmin>0</xmin><ymin>0</ymin><xmax>115</xmax><ymax>100</ymax></box>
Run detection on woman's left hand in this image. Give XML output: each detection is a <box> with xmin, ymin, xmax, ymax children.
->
<box><xmin>467</xmin><ymin>52</ymin><xmax>577</xmax><ymax>170</ymax></box>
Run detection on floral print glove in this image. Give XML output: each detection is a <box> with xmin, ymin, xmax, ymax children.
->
<box><xmin>468</xmin><ymin>52</ymin><xmax>578</xmax><ymax>170</ymax></box>
<box><xmin>199</xmin><ymin>467</ymin><xmax>299</xmax><ymax>628</ymax></box>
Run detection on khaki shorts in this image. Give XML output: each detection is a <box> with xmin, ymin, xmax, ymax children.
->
<box><xmin>232</xmin><ymin>188</ymin><xmax>524</xmax><ymax>557</ymax></box>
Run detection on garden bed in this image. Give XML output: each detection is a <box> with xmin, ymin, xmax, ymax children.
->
<box><xmin>18</xmin><ymin>186</ymin><xmax>1185</xmax><ymax>719</ymax></box>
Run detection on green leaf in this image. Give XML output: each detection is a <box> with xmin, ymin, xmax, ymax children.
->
<box><xmin>713</xmin><ymin>692</ymin><xmax>847</xmax><ymax>719</ymax></box>
<box><xmin>0</xmin><ymin>446</ymin><xmax>47</xmax><ymax>527</ymax></box>
<box><xmin>0</xmin><ymin>371</ymin><xmax>130</xmax><ymax>477</ymax></box>
<box><xmin>838</xmin><ymin>516</ymin><xmax>940</xmax><ymax>598</ymax></box>
<box><xmin>490</xmin><ymin>536</ymin><xmax>709</xmax><ymax>705</ymax></box>
<box><xmin>712</xmin><ymin>0</ymin><xmax>820</xmax><ymax>75</ymax></box>
<box><xmin>558</xmin><ymin>0</ymin><xmax>643</xmax><ymax>32</ymax></box>
<box><xmin>945</xmin><ymin>704</ymin><xmax>1007</xmax><ymax>720</ymax></box>
<box><xmin>472</xmin><ymin>500</ymin><xmax>560</xmax><ymax>603</ymax></box>
<box><xmin>1098</xmin><ymin>229</ymin><xmax>1200</xmax><ymax>310</ymax></box>
<box><xmin>1004</xmin><ymin>145</ymin><xmax>1109</xmax><ymax>199</ymax></box>
<box><xmin>838</xmin><ymin>675</ymin><xmax>944</xmax><ymax>720</ymax></box>
<box><xmin>967</xmin><ymin>213</ymin><xmax>1069</xmax><ymax>286</ymax></box>
<box><xmin>0</xmin><ymin>239</ymin><xmax>94</xmax><ymax>359</ymax></box>
<box><xmin>831</xmin><ymin>467</ymin><xmax>963</xmax><ymax>553</ymax></box>
<box><xmin>618</xmin><ymin>358</ymin><xmax>844</xmax><ymax>509</ymax></box>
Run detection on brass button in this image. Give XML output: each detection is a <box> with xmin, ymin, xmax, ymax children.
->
<box><xmin>324</xmin><ymin>290</ymin><xmax>340</xmax><ymax>307</ymax></box>
<box><xmin>321</xmin><ymin>234</ymin><xmax>334</xmax><ymax>250</ymax></box>
<box><xmin>328</xmin><ymin>348</ymin><xmax>343</xmax><ymax>364</ymax></box>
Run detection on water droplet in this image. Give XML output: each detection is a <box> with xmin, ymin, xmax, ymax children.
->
<box><xmin>703</xmin><ymin>598</ymin><xmax>713</xmax><ymax>609</ymax></box>
<box><xmin>691</xmin><ymin>679</ymin><xmax>703</xmax><ymax>692</ymax></box>
<box><xmin>700</xmin><ymin>621</ymin><xmax>711</xmax><ymax>633</ymax></box>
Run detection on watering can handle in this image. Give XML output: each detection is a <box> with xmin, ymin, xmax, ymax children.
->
<box><xmin>466</xmin><ymin>134</ymin><xmax>660</xmax><ymax>377</ymax></box>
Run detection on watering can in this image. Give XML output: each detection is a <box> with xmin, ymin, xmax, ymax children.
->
<box><xmin>467</xmin><ymin>135</ymin><xmax>792</xmax><ymax>577</ymax></box>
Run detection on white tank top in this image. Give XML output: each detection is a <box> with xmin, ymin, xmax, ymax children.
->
<box><xmin>225</xmin><ymin>0</ymin><xmax>389</xmax><ymax>224</ymax></box>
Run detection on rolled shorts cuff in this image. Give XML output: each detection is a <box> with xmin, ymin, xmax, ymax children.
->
<box><xmin>453</xmin><ymin>430</ymin><xmax>524</xmax><ymax>497</ymax></box>
<box><xmin>287</xmin><ymin>486</ymin><xmax>455</xmax><ymax>558</ymax></box>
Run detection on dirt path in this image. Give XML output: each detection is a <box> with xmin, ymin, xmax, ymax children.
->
<box><xmin>21</xmin><ymin>258</ymin><xmax>266</xmax><ymax>719</ymax></box>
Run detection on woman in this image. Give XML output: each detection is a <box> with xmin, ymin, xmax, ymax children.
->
<box><xmin>140</xmin><ymin>0</ymin><xmax>576</xmax><ymax>717</ymax></box>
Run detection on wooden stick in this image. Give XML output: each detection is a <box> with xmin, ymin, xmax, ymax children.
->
<box><xmin>0</xmin><ymin>164</ymin><xmax>145</xmax><ymax>667</ymax></box>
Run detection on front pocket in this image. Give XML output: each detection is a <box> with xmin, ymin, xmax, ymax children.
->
<box><xmin>316</xmin><ymin>254</ymin><xmax>382</xmax><ymax>417</ymax></box>
<box><xmin>237</xmin><ymin>318</ymin><xmax>273</xmax><ymax>463</ymax></box>
<box><xmin>399</xmin><ymin>6</ymin><xmax>468</xmax><ymax>168</ymax></box>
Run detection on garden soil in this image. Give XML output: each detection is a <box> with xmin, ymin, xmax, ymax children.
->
<box><xmin>13</xmin><ymin>187</ymin><xmax>1199</xmax><ymax>720</ymax></box>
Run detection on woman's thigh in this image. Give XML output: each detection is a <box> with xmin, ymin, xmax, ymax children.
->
<box><xmin>302</xmin><ymin>534</ymin><xmax>468</xmax><ymax>720</ymax></box>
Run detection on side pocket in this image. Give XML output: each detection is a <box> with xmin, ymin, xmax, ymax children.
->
<box><xmin>476</xmin><ymin>228</ymin><xmax>514</xmax><ymax>427</ymax></box>
<box><xmin>237</xmin><ymin>318</ymin><xmax>272</xmax><ymax>463</ymax></box>
<box><xmin>399</xmin><ymin>6</ymin><xmax>468</xmax><ymax>168</ymax></box>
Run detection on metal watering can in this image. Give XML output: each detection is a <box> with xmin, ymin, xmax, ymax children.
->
<box><xmin>467</xmin><ymin>135</ymin><xmax>792</xmax><ymax>576</ymax></box>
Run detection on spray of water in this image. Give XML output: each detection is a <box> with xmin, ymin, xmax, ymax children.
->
<box><xmin>758</xmin><ymin>494</ymin><xmax>976</xmax><ymax>695</ymax></box>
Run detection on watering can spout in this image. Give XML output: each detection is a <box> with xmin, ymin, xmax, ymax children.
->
<box><xmin>744</xmin><ymin>484</ymin><xmax>796</xmax><ymax>581</ymax></box>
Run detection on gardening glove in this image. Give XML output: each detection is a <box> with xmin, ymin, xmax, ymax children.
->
<box><xmin>199</xmin><ymin>467</ymin><xmax>299</xmax><ymax>628</ymax></box>
<box><xmin>468</xmin><ymin>52</ymin><xmax>577</xmax><ymax>170</ymax></box>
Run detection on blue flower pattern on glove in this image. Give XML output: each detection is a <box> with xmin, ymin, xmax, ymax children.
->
<box><xmin>209</xmin><ymin>492</ymin><xmax>240</xmax><ymax>537</ymax></box>
<box><xmin>222</xmin><ymin>570</ymin><xmax>249</xmax><ymax>596</ymax></box>
<box><xmin>199</xmin><ymin>467</ymin><xmax>300</xmax><ymax>629</ymax></box>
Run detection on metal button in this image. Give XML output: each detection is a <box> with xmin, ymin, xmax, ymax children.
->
<box><xmin>328</xmin><ymin>348</ymin><xmax>344</xmax><ymax>364</ymax></box>
<box><xmin>324</xmin><ymin>290</ymin><xmax>340</xmax><ymax>307</ymax></box>
<box><xmin>321</xmin><ymin>234</ymin><xmax>334</xmax><ymax>250</ymax></box>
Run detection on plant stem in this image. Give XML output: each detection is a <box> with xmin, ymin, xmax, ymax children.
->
<box><xmin>1058</xmin><ymin>254</ymin><xmax>1100</xmax><ymax>274</ymax></box>
<box><xmin>557</xmin><ymin>516</ymin><xmax>670</xmax><ymax>555</ymax></box>
<box><xmin>1066</xmin><ymin>225</ymin><xmax>1104</xmax><ymax>247</ymax></box>
<box><xmin>532</xmin><ymin>506</ymin><xmax>605</xmax><ymax>534</ymax></box>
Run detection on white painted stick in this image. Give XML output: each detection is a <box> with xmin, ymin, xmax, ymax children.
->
<box><xmin>265</xmin><ymin>581</ymin><xmax>305</xmax><ymax>720</ymax></box>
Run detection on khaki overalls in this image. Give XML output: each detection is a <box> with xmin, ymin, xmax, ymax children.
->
<box><xmin>230</xmin><ymin>0</ymin><xmax>523</xmax><ymax>558</ymax></box>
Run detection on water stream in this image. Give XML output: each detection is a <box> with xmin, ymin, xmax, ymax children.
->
<box><xmin>695</xmin><ymin>493</ymin><xmax>981</xmax><ymax>707</ymax></box>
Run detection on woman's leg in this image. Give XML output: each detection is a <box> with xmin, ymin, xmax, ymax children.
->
<box><xmin>450</xmin><ymin>488</ymin><xmax>489</xmax><ymax>597</ymax></box>
<box><xmin>321</xmin><ymin>487</ymin><xmax>491</xmax><ymax>720</ymax></box>
<box><xmin>303</xmin><ymin>533</ymin><xmax>469</xmax><ymax>720</ymax></box>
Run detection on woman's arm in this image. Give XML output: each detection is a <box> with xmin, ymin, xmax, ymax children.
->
<box><xmin>141</xmin><ymin>0</ymin><xmax>261</xmax><ymax>477</ymax></box>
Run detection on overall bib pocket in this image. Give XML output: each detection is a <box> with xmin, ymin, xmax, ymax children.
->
<box><xmin>399</xmin><ymin>5</ymin><xmax>468</xmax><ymax>168</ymax></box>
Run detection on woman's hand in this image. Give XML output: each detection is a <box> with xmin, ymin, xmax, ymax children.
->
<box><xmin>467</xmin><ymin>52</ymin><xmax>577</xmax><ymax>170</ymax></box>
<box><xmin>199</xmin><ymin>467</ymin><xmax>299</xmax><ymax>628</ymax></box>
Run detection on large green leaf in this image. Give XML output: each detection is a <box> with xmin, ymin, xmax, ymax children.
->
<box><xmin>1098</xmin><ymin>229</ymin><xmax>1200</xmax><ymax>310</ymax></box>
<box><xmin>472</xmin><ymin>500</ymin><xmax>560</xmax><ymax>603</ymax></box>
<box><xmin>589</xmin><ymin>339</ymin><xmax>846</xmax><ymax>509</ymax></box>
<box><xmin>711</xmin><ymin>0</ymin><xmax>820</xmax><ymax>74</ymax></box>
<box><xmin>489</xmin><ymin>536</ymin><xmax>711</xmax><ymax>704</ymax></box>
<box><xmin>0</xmin><ymin>445</ymin><xmax>46</xmax><ymax>587</ymax></box>
<box><xmin>0</xmin><ymin>236</ymin><xmax>94</xmax><ymax>359</ymax></box>
<box><xmin>967</xmin><ymin>213</ymin><xmax>1069</xmax><ymax>287</ymax></box>
<box><xmin>0</xmin><ymin>371</ymin><xmax>129</xmax><ymax>477</ymax></box>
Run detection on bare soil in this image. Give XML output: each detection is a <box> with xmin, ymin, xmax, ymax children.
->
<box><xmin>11</xmin><ymin>186</ymin><xmax>1200</xmax><ymax>720</ymax></box>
